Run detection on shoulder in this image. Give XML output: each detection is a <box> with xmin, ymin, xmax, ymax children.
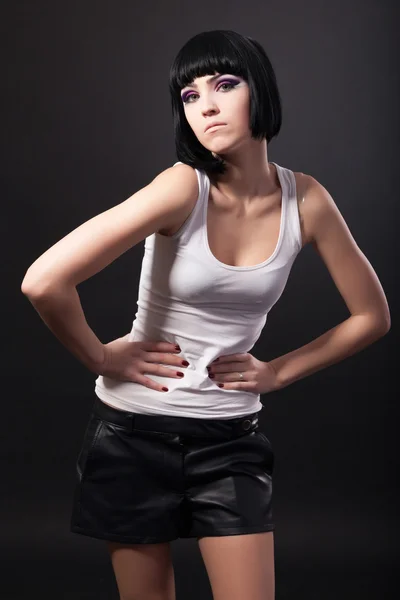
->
<box><xmin>152</xmin><ymin>163</ymin><xmax>199</xmax><ymax>205</ymax></box>
<box><xmin>156</xmin><ymin>163</ymin><xmax>199</xmax><ymax>190</ymax></box>
<box><xmin>154</xmin><ymin>163</ymin><xmax>200</xmax><ymax>236</ymax></box>
<box><xmin>293</xmin><ymin>171</ymin><xmax>343</xmax><ymax>247</ymax></box>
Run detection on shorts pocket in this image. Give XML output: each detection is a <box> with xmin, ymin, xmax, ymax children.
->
<box><xmin>255</xmin><ymin>431</ymin><xmax>274</xmax><ymax>474</ymax></box>
<box><xmin>76</xmin><ymin>415</ymin><xmax>104</xmax><ymax>481</ymax></box>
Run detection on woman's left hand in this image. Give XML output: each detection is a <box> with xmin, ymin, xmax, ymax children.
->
<box><xmin>207</xmin><ymin>353</ymin><xmax>280</xmax><ymax>394</ymax></box>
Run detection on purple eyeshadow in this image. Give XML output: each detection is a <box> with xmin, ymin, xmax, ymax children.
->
<box><xmin>181</xmin><ymin>78</ymin><xmax>239</xmax><ymax>103</ymax></box>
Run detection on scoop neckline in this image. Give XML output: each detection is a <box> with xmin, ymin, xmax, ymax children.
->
<box><xmin>202</xmin><ymin>162</ymin><xmax>287</xmax><ymax>271</ymax></box>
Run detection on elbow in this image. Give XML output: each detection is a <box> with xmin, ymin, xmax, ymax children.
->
<box><xmin>21</xmin><ymin>276</ymin><xmax>39</xmax><ymax>298</ymax></box>
<box><xmin>21</xmin><ymin>270</ymin><xmax>62</xmax><ymax>299</ymax></box>
<box><xmin>21</xmin><ymin>269</ymin><xmax>44</xmax><ymax>298</ymax></box>
<box><xmin>369</xmin><ymin>310</ymin><xmax>391</xmax><ymax>339</ymax></box>
<box><xmin>354</xmin><ymin>309</ymin><xmax>391</xmax><ymax>341</ymax></box>
<box><xmin>378</xmin><ymin>316</ymin><xmax>391</xmax><ymax>337</ymax></box>
<box><xmin>21</xmin><ymin>282</ymin><xmax>46</xmax><ymax>300</ymax></box>
<box><xmin>378</xmin><ymin>304</ymin><xmax>391</xmax><ymax>336</ymax></box>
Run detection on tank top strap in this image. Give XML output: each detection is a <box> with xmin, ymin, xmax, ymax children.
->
<box><xmin>272</xmin><ymin>163</ymin><xmax>302</xmax><ymax>254</ymax></box>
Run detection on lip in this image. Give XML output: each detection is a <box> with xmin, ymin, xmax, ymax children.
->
<box><xmin>204</xmin><ymin>122</ymin><xmax>226</xmax><ymax>133</ymax></box>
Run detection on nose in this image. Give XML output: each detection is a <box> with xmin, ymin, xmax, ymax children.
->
<box><xmin>202</xmin><ymin>106</ymin><xmax>219</xmax><ymax>119</ymax></box>
<box><xmin>199</xmin><ymin>95</ymin><xmax>219</xmax><ymax>115</ymax></box>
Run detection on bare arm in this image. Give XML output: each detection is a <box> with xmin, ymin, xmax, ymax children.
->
<box><xmin>269</xmin><ymin>175</ymin><xmax>391</xmax><ymax>389</ymax></box>
<box><xmin>21</xmin><ymin>164</ymin><xmax>198</xmax><ymax>372</ymax></box>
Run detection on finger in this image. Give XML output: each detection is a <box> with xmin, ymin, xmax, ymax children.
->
<box><xmin>136</xmin><ymin>365</ymin><xmax>185</xmax><ymax>391</ymax></box>
<box><xmin>135</xmin><ymin>373</ymin><xmax>170</xmax><ymax>393</ymax></box>
<box><xmin>139</xmin><ymin>341</ymin><xmax>181</xmax><ymax>353</ymax></box>
<box><xmin>157</xmin><ymin>365</ymin><xmax>186</xmax><ymax>379</ymax></box>
<box><xmin>210</xmin><ymin>361</ymin><xmax>247</xmax><ymax>374</ymax></box>
<box><xmin>215</xmin><ymin>381</ymin><xmax>250</xmax><ymax>390</ymax></box>
<box><xmin>210</xmin><ymin>353</ymin><xmax>247</xmax><ymax>364</ymax></box>
<box><xmin>139</xmin><ymin>361</ymin><xmax>186</xmax><ymax>379</ymax></box>
<box><xmin>214</xmin><ymin>368</ymin><xmax>250</xmax><ymax>382</ymax></box>
<box><xmin>142</xmin><ymin>351</ymin><xmax>188</xmax><ymax>367</ymax></box>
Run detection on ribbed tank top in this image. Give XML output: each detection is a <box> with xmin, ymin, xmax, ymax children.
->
<box><xmin>95</xmin><ymin>162</ymin><xmax>303</xmax><ymax>418</ymax></box>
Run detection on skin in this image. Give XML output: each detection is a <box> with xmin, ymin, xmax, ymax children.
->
<box><xmin>181</xmin><ymin>72</ymin><xmax>279</xmax><ymax>203</ymax></box>
<box><xmin>158</xmin><ymin>71</ymin><xmax>391</xmax><ymax>600</ymax></box>
<box><xmin>181</xmin><ymin>72</ymin><xmax>391</xmax><ymax>395</ymax></box>
<box><xmin>22</xmin><ymin>72</ymin><xmax>391</xmax><ymax>600</ymax></box>
<box><xmin>22</xmin><ymin>74</ymin><xmax>390</xmax><ymax>600</ymax></box>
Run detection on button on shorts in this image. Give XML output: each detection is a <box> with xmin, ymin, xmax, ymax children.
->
<box><xmin>70</xmin><ymin>394</ymin><xmax>274</xmax><ymax>544</ymax></box>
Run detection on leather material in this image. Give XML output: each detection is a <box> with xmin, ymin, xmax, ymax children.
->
<box><xmin>70</xmin><ymin>395</ymin><xmax>274</xmax><ymax>544</ymax></box>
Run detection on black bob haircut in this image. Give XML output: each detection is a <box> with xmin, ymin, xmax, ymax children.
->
<box><xmin>169</xmin><ymin>29</ymin><xmax>282</xmax><ymax>175</ymax></box>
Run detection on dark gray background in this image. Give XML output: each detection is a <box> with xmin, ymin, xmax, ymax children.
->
<box><xmin>3</xmin><ymin>0</ymin><xmax>398</xmax><ymax>598</ymax></box>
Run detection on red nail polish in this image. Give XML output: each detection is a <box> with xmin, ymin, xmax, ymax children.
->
<box><xmin>162</xmin><ymin>387</ymin><xmax>169</xmax><ymax>392</ymax></box>
<box><xmin>218</xmin><ymin>383</ymin><xmax>224</xmax><ymax>388</ymax></box>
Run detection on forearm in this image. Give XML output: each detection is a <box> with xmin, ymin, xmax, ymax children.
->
<box><xmin>23</xmin><ymin>285</ymin><xmax>105</xmax><ymax>373</ymax></box>
<box><xmin>269</xmin><ymin>314</ymin><xmax>389</xmax><ymax>390</ymax></box>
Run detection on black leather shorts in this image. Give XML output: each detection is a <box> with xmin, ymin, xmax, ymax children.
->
<box><xmin>70</xmin><ymin>394</ymin><xmax>274</xmax><ymax>544</ymax></box>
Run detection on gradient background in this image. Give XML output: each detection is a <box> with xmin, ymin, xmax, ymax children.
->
<box><xmin>3</xmin><ymin>0</ymin><xmax>398</xmax><ymax>598</ymax></box>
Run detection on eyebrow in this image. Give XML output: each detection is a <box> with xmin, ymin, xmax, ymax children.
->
<box><xmin>181</xmin><ymin>74</ymin><xmax>222</xmax><ymax>91</ymax></box>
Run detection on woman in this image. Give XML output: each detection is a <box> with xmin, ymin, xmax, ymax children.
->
<box><xmin>21</xmin><ymin>30</ymin><xmax>390</xmax><ymax>600</ymax></box>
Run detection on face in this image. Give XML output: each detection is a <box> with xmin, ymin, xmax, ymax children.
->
<box><xmin>180</xmin><ymin>72</ymin><xmax>250</xmax><ymax>154</ymax></box>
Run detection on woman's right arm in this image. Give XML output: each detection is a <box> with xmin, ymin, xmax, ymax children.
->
<box><xmin>21</xmin><ymin>164</ymin><xmax>198</xmax><ymax>373</ymax></box>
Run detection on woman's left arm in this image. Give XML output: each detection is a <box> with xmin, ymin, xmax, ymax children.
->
<box><xmin>268</xmin><ymin>175</ymin><xmax>391</xmax><ymax>390</ymax></box>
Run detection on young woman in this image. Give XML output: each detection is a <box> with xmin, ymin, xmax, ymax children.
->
<box><xmin>21</xmin><ymin>29</ymin><xmax>390</xmax><ymax>600</ymax></box>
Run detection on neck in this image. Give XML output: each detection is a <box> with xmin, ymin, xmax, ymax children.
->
<box><xmin>211</xmin><ymin>140</ymin><xmax>279</xmax><ymax>205</ymax></box>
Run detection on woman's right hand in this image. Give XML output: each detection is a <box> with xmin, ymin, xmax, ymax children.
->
<box><xmin>97</xmin><ymin>336</ymin><xmax>188</xmax><ymax>392</ymax></box>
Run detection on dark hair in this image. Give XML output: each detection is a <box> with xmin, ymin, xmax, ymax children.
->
<box><xmin>169</xmin><ymin>30</ymin><xmax>282</xmax><ymax>175</ymax></box>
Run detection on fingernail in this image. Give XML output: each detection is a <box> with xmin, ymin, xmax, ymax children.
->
<box><xmin>218</xmin><ymin>383</ymin><xmax>224</xmax><ymax>388</ymax></box>
<box><xmin>162</xmin><ymin>387</ymin><xmax>169</xmax><ymax>392</ymax></box>
<box><xmin>175</xmin><ymin>345</ymin><xmax>181</xmax><ymax>351</ymax></box>
<box><xmin>177</xmin><ymin>372</ymin><xmax>184</xmax><ymax>377</ymax></box>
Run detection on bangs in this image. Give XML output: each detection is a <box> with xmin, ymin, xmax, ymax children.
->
<box><xmin>169</xmin><ymin>30</ymin><xmax>248</xmax><ymax>94</ymax></box>
<box><xmin>168</xmin><ymin>30</ymin><xmax>282</xmax><ymax>175</ymax></box>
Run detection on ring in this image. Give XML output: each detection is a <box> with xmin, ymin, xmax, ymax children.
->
<box><xmin>238</xmin><ymin>372</ymin><xmax>244</xmax><ymax>380</ymax></box>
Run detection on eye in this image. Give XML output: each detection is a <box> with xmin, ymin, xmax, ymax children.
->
<box><xmin>181</xmin><ymin>80</ymin><xmax>239</xmax><ymax>104</ymax></box>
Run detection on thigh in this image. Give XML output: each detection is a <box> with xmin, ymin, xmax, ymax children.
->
<box><xmin>107</xmin><ymin>540</ymin><xmax>176</xmax><ymax>600</ymax></box>
<box><xmin>198</xmin><ymin>531</ymin><xmax>275</xmax><ymax>600</ymax></box>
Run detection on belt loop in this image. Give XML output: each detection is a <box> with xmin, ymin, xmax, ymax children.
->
<box><xmin>127</xmin><ymin>413</ymin><xmax>135</xmax><ymax>434</ymax></box>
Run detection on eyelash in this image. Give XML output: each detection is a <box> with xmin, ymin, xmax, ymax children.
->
<box><xmin>182</xmin><ymin>80</ymin><xmax>239</xmax><ymax>104</ymax></box>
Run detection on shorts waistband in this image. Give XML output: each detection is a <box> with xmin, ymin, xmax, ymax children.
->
<box><xmin>92</xmin><ymin>396</ymin><xmax>260</xmax><ymax>439</ymax></box>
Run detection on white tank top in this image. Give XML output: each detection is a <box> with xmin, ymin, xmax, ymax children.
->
<box><xmin>95</xmin><ymin>162</ymin><xmax>303</xmax><ymax>418</ymax></box>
